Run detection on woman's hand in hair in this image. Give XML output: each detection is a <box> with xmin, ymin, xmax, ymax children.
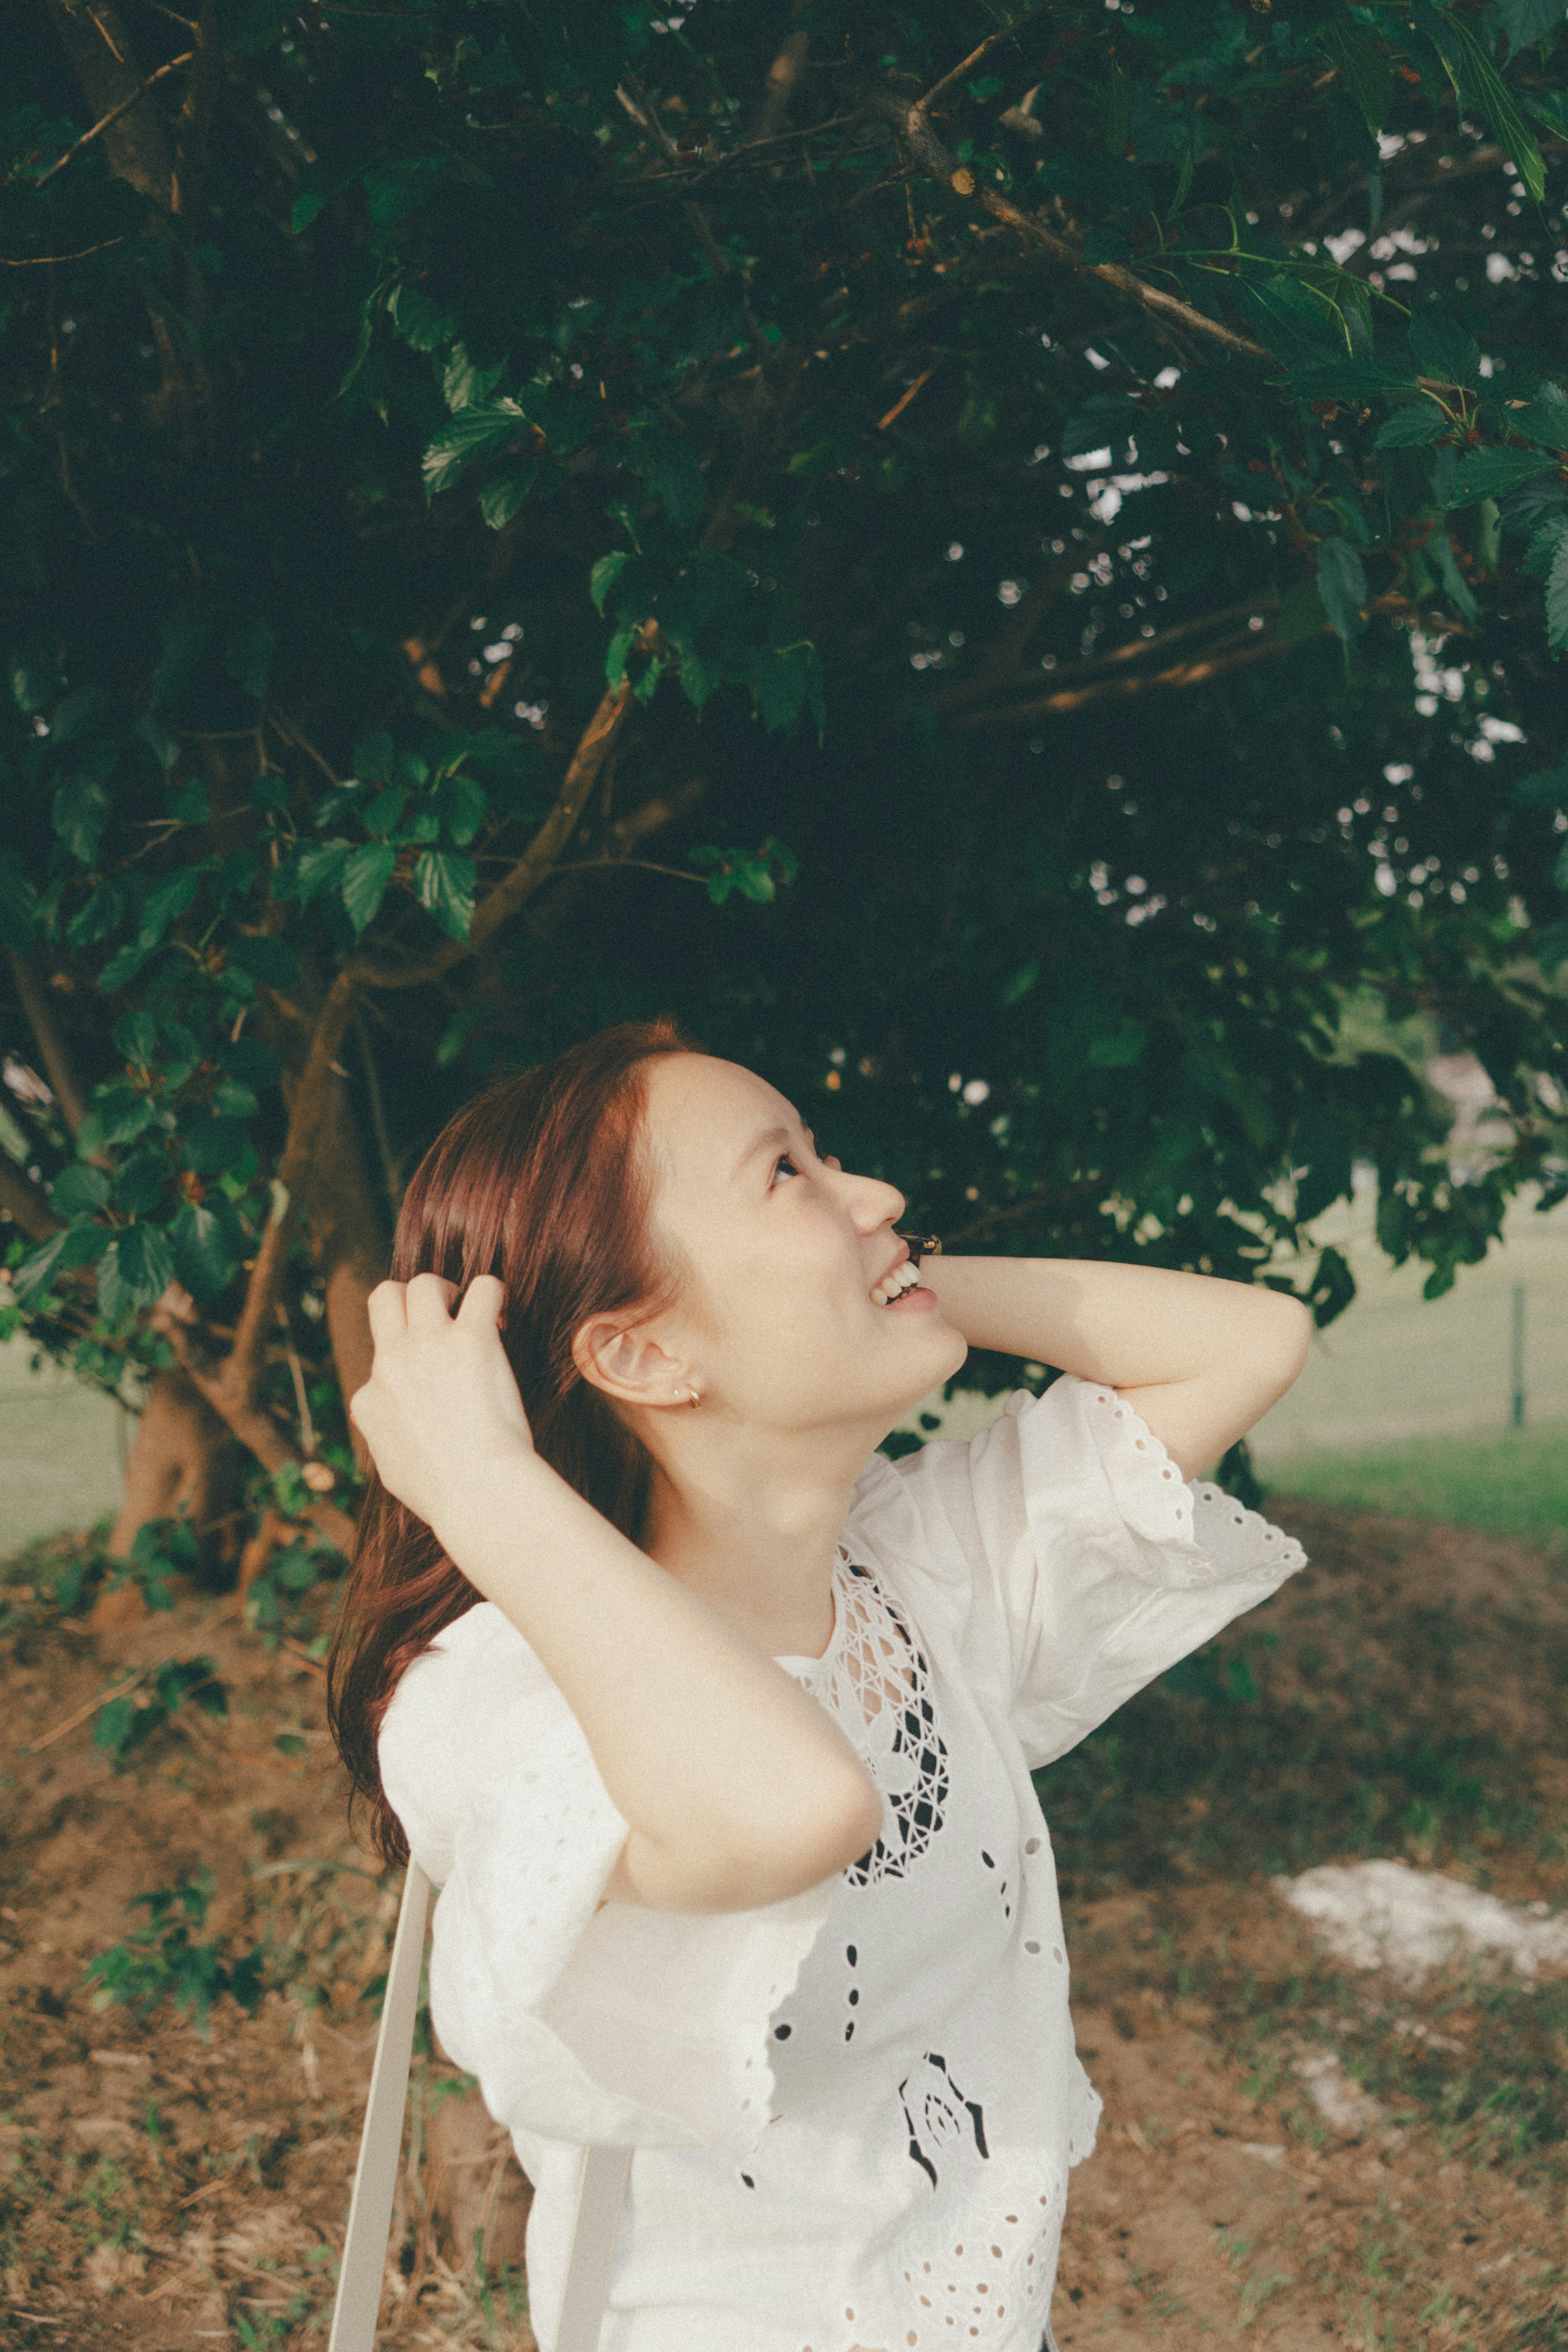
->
<box><xmin>350</xmin><ymin>1273</ymin><xmax>537</xmax><ymax>1537</ymax></box>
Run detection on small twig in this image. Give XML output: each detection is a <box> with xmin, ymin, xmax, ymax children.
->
<box><xmin>0</xmin><ymin>237</ymin><xmax>127</xmax><ymax>267</ymax></box>
<box><xmin>33</xmin><ymin>51</ymin><xmax>195</xmax><ymax>189</ymax></box>
<box><xmin>23</xmin><ymin>1668</ymin><xmax>147</xmax><ymax>1755</ymax></box>
<box><xmin>267</xmin><ymin>708</ymin><xmax>342</xmax><ymax>789</ymax></box>
<box><xmin>917</xmin><ymin>3</ymin><xmax>1053</xmax><ymax>116</ymax></box>
<box><xmin>876</xmin><ymin>363</ymin><xmax>938</xmax><ymax>431</ymax></box>
<box><xmin>178</xmin><ymin>2176</ymin><xmax>233</xmax><ymax>2208</ymax></box>
<box><xmin>548</xmin><ymin>858</ymin><xmax>707</xmax><ymax>885</ymax></box>
<box><xmin>275</xmin><ymin>1301</ymin><xmax>317</xmax><ymax>1455</ymax></box>
<box><xmin>280</xmin><ymin>1636</ymin><xmax>328</xmax><ymax>1677</ymax></box>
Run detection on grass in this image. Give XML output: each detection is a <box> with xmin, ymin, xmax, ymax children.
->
<box><xmin>1262</xmin><ymin>1420</ymin><xmax>1568</xmax><ymax>1551</ymax></box>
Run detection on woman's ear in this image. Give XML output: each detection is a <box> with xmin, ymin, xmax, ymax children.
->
<box><xmin>573</xmin><ymin>1315</ymin><xmax>693</xmax><ymax>1410</ymax></box>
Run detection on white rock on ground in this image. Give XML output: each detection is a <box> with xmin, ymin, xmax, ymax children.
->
<box><xmin>1274</xmin><ymin>1859</ymin><xmax>1568</xmax><ymax>1983</ymax></box>
<box><xmin>1291</xmin><ymin>2049</ymin><xmax>1385</xmax><ymax>2134</ymax></box>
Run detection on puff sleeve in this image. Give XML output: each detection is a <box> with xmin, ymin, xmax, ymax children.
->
<box><xmin>869</xmin><ymin>1375</ymin><xmax>1307</xmax><ymax>1771</ymax></box>
<box><xmin>378</xmin><ymin>1602</ymin><xmax>832</xmax><ymax>2156</ymax></box>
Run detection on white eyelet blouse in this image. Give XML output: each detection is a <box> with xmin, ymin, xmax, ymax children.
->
<box><xmin>379</xmin><ymin>1376</ymin><xmax>1307</xmax><ymax>2352</ymax></box>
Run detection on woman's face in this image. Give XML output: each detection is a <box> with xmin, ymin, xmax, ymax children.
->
<box><xmin>640</xmin><ymin>1053</ymin><xmax>968</xmax><ymax>1433</ymax></box>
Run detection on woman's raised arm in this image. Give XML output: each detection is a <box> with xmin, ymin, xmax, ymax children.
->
<box><xmin>350</xmin><ymin>1273</ymin><xmax>884</xmax><ymax>1916</ymax></box>
<box><xmin>918</xmin><ymin>1257</ymin><xmax>1310</xmax><ymax>1477</ymax></box>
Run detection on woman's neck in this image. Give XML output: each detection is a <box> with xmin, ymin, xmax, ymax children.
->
<box><xmin>640</xmin><ymin>1416</ymin><xmax>884</xmax><ymax>1661</ymax></box>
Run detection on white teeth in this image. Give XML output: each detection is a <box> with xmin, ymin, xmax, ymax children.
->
<box><xmin>872</xmin><ymin>1262</ymin><xmax>920</xmax><ymax>1305</ymax></box>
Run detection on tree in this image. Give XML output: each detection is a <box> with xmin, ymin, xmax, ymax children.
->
<box><xmin>2</xmin><ymin>0</ymin><xmax>1565</xmax><ymax>1615</ymax></box>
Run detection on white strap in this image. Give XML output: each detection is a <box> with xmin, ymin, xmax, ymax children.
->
<box><xmin>329</xmin><ymin>1859</ymin><xmax>431</xmax><ymax>2352</ymax></box>
<box><xmin>554</xmin><ymin>2144</ymin><xmax>632</xmax><ymax>2352</ymax></box>
<box><xmin>326</xmin><ymin>1860</ymin><xmax>627</xmax><ymax>2352</ymax></box>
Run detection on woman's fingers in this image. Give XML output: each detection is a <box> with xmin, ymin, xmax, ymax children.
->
<box><xmin>454</xmin><ymin>1273</ymin><xmax>506</xmax><ymax>1330</ymax></box>
<box><xmin>404</xmin><ymin>1271</ymin><xmax>459</xmax><ymax>1331</ymax></box>
<box><xmin>366</xmin><ymin>1281</ymin><xmax>409</xmax><ymax>1347</ymax></box>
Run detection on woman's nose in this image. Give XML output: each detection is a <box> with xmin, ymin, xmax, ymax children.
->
<box><xmin>845</xmin><ymin>1173</ymin><xmax>905</xmax><ymax>1231</ymax></box>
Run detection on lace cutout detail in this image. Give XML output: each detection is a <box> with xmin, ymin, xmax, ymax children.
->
<box><xmin>882</xmin><ymin>2148</ymin><xmax>1065</xmax><ymax>2345</ymax></box>
<box><xmin>786</xmin><ymin>1558</ymin><xmax>949</xmax><ymax>1887</ymax></box>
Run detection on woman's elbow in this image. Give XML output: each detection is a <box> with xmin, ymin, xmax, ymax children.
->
<box><xmin>1258</xmin><ymin>1288</ymin><xmax>1312</xmax><ymax>1398</ymax></box>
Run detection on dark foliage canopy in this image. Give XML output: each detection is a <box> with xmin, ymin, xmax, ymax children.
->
<box><xmin>1</xmin><ymin>0</ymin><xmax>1566</xmax><ymax>1558</ymax></box>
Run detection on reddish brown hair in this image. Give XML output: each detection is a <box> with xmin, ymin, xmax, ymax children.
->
<box><xmin>327</xmin><ymin>1018</ymin><xmax>696</xmax><ymax>1864</ymax></box>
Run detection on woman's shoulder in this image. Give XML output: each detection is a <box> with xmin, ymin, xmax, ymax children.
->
<box><xmin>380</xmin><ymin>1601</ymin><xmax>556</xmax><ymax>1768</ymax></box>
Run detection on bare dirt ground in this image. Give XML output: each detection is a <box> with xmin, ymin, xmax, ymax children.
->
<box><xmin>0</xmin><ymin>1493</ymin><xmax>1564</xmax><ymax>2350</ymax></box>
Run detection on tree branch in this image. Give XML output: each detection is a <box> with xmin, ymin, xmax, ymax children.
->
<box><xmin>6</xmin><ymin>949</ymin><xmax>94</xmax><ymax>1136</ymax></box>
<box><xmin>916</xmin><ymin>3</ymin><xmax>1053</xmax><ymax>116</ymax></box>
<box><xmin>353</xmin><ymin>672</ymin><xmax>638</xmax><ymax>991</ymax></box>
<box><xmin>0</xmin><ymin>1155</ymin><xmax>61</xmax><ymax>1244</ymax></box>
<box><xmin>951</xmin><ymin>627</ymin><xmax>1299</xmax><ymax>729</ymax></box>
<box><xmin>934</xmin><ymin>593</ymin><xmax>1278</xmax><ymax>713</ymax></box>
<box><xmin>858</xmin><ymin>89</ymin><xmax>1274</xmax><ymax>365</ymax></box>
<box><xmin>47</xmin><ymin>0</ymin><xmax>178</xmax><ymax>209</ymax></box>
<box><xmin>154</xmin><ymin>1304</ymin><xmax>358</xmax><ymax>1555</ymax></box>
<box><xmin>34</xmin><ymin>46</ymin><xmax>193</xmax><ymax>189</ymax></box>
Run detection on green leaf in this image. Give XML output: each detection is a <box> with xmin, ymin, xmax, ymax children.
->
<box><xmin>1086</xmin><ymin>1019</ymin><xmax>1147</xmax><ymax>1069</ymax></box>
<box><xmin>290</xmin><ymin>190</ymin><xmax>323</xmax><ymax>233</ymax></box>
<box><xmin>137</xmin><ymin>867</ymin><xmax>200</xmax><ymax>954</ymax></box>
<box><xmin>1523</xmin><ymin>87</ymin><xmax>1568</xmax><ymax>138</ymax></box>
<box><xmin>77</xmin><ymin>1088</ymin><xmax>156</xmax><ymax>1153</ymax></box>
<box><xmin>1524</xmin><ymin>515</ymin><xmax>1568</xmax><ymax>576</ymax></box>
<box><xmin>53</xmin><ymin>770</ymin><xmax>113</xmax><ymax>864</ymax></box>
<box><xmin>1493</xmin><ymin>0</ymin><xmax>1567</xmax><ymax>49</ymax></box>
<box><xmin>478</xmin><ymin>468</ymin><xmax>536</xmax><ymax>530</ymax></box>
<box><xmin>434</xmin><ymin>771</ymin><xmax>487</xmax><ymax>846</ymax></box>
<box><xmin>135</xmin><ymin>712</ymin><xmax>180</xmax><ymax>772</ymax></box>
<box><xmin>98</xmin><ymin>1222</ymin><xmax>176</xmax><ymax>1320</ymax></box>
<box><xmin>342</xmin><ymin>842</ymin><xmax>396</xmax><ymax>933</ymax></box>
<box><xmin>1435</xmin><ymin>9</ymin><xmax>1546</xmax><ymax>202</ymax></box>
<box><xmin>114</xmin><ymin>1150</ymin><xmax>169</xmax><ymax>1216</ymax></box>
<box><xmin>1408</xmin><ymin>311</ymin><xmax>1481</xmax><ymax>390</ymax></box>
<box><xmin>1274</xmin><ymin>575</ymin><xmax>1330</xmax><ymax>642</ymax></box>
<box><xmin>172</xmin><ymin>1203</ymin><xmax>241</xmax><ymax>1302</ymax></box>
<box><xmin>1315</xmin><ymin>536</ymin><xmax>1368</xmax><ymax>642</ymax></box>
<box><xmin>605</xmin><ymin>618</ymin><xmax>639</xmax><ymax>687</ymax></box>
<box><xmin>362</xmin><ymin>785</ymin><xmax>407</xmax><ymax>838</ymax></box>
<box><xmin>1317</xmin><ymin>19</ymin><xmax>1394</xmax><ymax>136</ymax></box>
<box><xmin>1548</xmin><ymin>531</ymin><xmax>1568</xmax><ymax>651</ymax></box>
<box><xmin>0</xmin><ymin>849</ymin><xmax>38</xmax><ymax>950</ymax></box>
<box><xmin>412</xmin><ymin>850</ymin><xmax>476</xmax><ymax>939</ymax></box>
<box><xmin>590</xmin><ymin>550</ymin><xmax>630</xmax><ymax>615</ymax></box>
<box><xmin>1374</xmin><ymin>401</ymin><xmax>1451</xmax><ymax>448</ymax></box>
<box><xmin>114</xmin><ymin>1009</ymin><xmax>160</xmax><ymax>1066</ymax></box>
<box><xmin>421</xmin><ymin>400</ymin><xmax>530</xmax><ymax>499</ymax></box>
<box><xmin>1515</xmin><ymin>383</ymin><xmax>1568</xmax><ymax>451</ymax></box>
<box><xmin>1434</xmin><ymin>525</ymin><xmax>1480</xmax><ymax>624</ymax></box>
<box><xmin>223</xmin><ymin>618</ymin><xmax>275</xmax><ymax>701</ymax></box>
<box><xmin>12</xmin><ymin>1221</ymin><xmax>110</xmax><ymax>1308</ymax></box>
<box><xmin>292</xmin><ymin>838</ymin><xmax>352</xmax><ymax>905</ymax></box>
<box><xmin>628</xmin><ymin>431</ymin><xmax>707</xmax><ymax>530</ymax></box>
<box><xmin>1447</xmin><ymin>446</ymin><xmax>1552</xmax><ymax>507</ymax></box>
<box><xmin>49</xmin><ymin>1163</ymin><xmax>111</xmax><ymax>1215</ymax></box>
<box><xmin>180</xmin><ymin>1115</ymin><xmax>251</xmax><ymax>1177</ymax></box>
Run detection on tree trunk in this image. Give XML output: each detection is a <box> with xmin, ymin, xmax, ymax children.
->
<box><xmin>92</xmin><ymin>1368</ymin><xmax>238</xmax><ymax>1627</ymax></box>
<box><xmin>308</xmin><ymin>1069</ymin><xmax>387</xmax><ymax>1451</ymax></box>
<box><xmin>423</xmin><ymin>2084</ymin><xmax>534</xmax><ymax>2282</ymax></box>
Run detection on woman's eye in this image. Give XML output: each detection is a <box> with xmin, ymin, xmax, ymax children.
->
<box><xmin>772</xmin><ymin>1154</ymin><xmax>801</xmax><ymax>1183</ymax></box>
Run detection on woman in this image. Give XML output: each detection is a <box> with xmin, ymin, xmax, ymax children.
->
<box><xmin>330</xmin><ymin>1018</ymin><xmax>1311</xmax><ymax>2352</ymax></box>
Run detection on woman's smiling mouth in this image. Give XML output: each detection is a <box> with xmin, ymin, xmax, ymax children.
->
<box><xmin>870</xmin><ymin>1260</ymin><xmax>924</xmax><ymax>1307</ymax></box>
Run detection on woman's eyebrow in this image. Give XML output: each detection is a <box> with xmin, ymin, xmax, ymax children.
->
<box><xmin>735</xmin><ymin>1122</ymin><xmax>793</xmax><ymax>1177</ymax></box>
